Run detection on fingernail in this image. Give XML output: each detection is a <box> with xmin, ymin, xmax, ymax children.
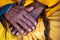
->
<box><xmin>16</xmin><ymin>32</ymin><xmax>20</xmax><ymax>36</ymax></box>
<box><xmin>12</xmin><ymin>32</ymin><xmax>14</xmax><ymax>35</ymax></box>
<box><xmin>34</xmin><ymin>23</ymin><xmax>37</xmax><ymax>25</ymax></box>
<box><xmin>24</xmin><ymin>33</ymin><xmax>26</xmax><ymax>35</ymax></box>
<box><xmin>32</xmin><ymin>27</ymin><xmax>35</xmax><ymax>29</ymax></box>
<box><xmin>29</xmin><ymin>29</ymin><xmax>31</xmax><ymax>32</ymax></box>
<box><xmin>10</xmin><ymin>27</ymin><xmax>13</xmax><ymax>30</ymax></box>
<box><xmin>21</xmin><ymin>30</ymin><xmax>24</xmax><ymax>33</ymax></box>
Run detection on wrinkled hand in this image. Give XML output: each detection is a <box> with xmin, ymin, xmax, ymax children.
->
<box><xmin>4</xmin><ymin>5</ymin><xmax>37</xmax><ymax>35</ymax></box>
<box><xmin>4</xmin><ymin>2</ymin><xmax>45</xmax><ymax>36</ymax></box>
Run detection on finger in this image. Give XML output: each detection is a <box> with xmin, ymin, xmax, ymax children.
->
<box><xmin>25</xmin><ymin>7</ymin><xmax>34</xmax><ymax>12</ymax></box>
<box><xmin>11</xmin><ymin>28</ymin><xmax>17</xmax><ymax>35</ymax></box>
<box><xmin>16</xmin><ymin>32</ymin><xmax>20</xmax><ymax>36</ymax></box>
<box><xmin>10</xmin><ymin>26</ymin><xmax>14</xmax><ymax>31</ymax></box>
<box><xmin>24</xmin><ymin>31</ymin><xmax>28</xmax><ymax>35</ymax></box>
<box><xmin>11</xmin><ymin>22</ymin><xmax>24</xmax><ymax>33</ymax></box>
<box><xmin>30</xmin><ymin>7</ymin><xmax>45</xmax><ymax>19</ymax></box>
<box><xmin>21</xmin><ymin>17</ymin><xmax>35</xmax><ymax>30</ymax></box>
<box><xmin>17</xmin><ymin>20</ymin><xmax>32</xmax><ymax>32</ymax></box>
<box><xmin>23</xmin><ymin>11</ymin><xmax>37</xmax><ymax>25</ymax></box>
<box><xmin>9</xmin><ymin>25</ymin><xmax>17</xmax><ymax>35</ymax></box>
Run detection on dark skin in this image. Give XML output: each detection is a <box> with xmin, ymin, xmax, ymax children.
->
<box><xmin>9</xmin><ymin>6</ymin><xmax>35</xmax><ymax>35</ymax></box>
<box><xmin>4</xmin><ymin>5</ymin><xmax>37</xmax><ymax>34</ymax></box>
<box><xmin>4</xmin><ymin>2</ymin><xmax>45</xmax><ymax>36</ymax></box>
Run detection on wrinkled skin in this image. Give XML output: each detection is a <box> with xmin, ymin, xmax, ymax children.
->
<box><xmin>4</xmin><ymin>2</ymin><xmax>45</xmax><ymax>36</ymax></box>
<box><xmin>4</xmin><ymin>5</ymin><xmax>37</xmax><ymax>35</ymax></box>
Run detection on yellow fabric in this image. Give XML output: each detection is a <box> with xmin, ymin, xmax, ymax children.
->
<box><xmin>48</xmin><ymin>10</ymin><xmax>60</xmax><ymax>40</ymax></box>
<box><xmin>0</xmin><ymin>22</ymin><xmax>6</xmax><ymax>40</ymax></box>
<box><xmin>0</xmin><ymin>0</ymin><xmax>60</xmax><ymax>40</ymax></box>
<box><xmin>38</xmin><ymin>0</ymin><xmax>60</xmax><ymax>7</ymax></box>
<box><xmin>0</xmin><ymin>0</ymin><xmax>18</xmax><ymax>6</ymax></box>
<box><xmin>46</xmin><ymin>2</ymin><xmax>60</xmax><ymax>17</ymax></box>
<box><xmin>0</xmin><ymin>0</ymin><xmax>60</xmax><ymax>7</ymax></box>
<box><xmin>23</xmin><ymin>0</ymin><xmax>34</xmax><ymax>7</ymax></box>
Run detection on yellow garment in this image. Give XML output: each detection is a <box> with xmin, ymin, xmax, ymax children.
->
<box><xmin>0</xmin><ymin>0</ymin><xmax>18</xmax><ymax>6</ymax></box>
<box><xmin>0</xmin><ymin>0</ymin><xmax>60</xmax><ymax>40</ymax></box>
<box><xmin>38</xmin><ymin>0</ymin><xmax>59</xmax><ymax>7</ymax></box>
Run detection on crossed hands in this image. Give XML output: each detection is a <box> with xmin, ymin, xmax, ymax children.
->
<box><xmin>4</xmin><ymin>2</ymin><xmax>45</xmax><ymax>36</ymax></box>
